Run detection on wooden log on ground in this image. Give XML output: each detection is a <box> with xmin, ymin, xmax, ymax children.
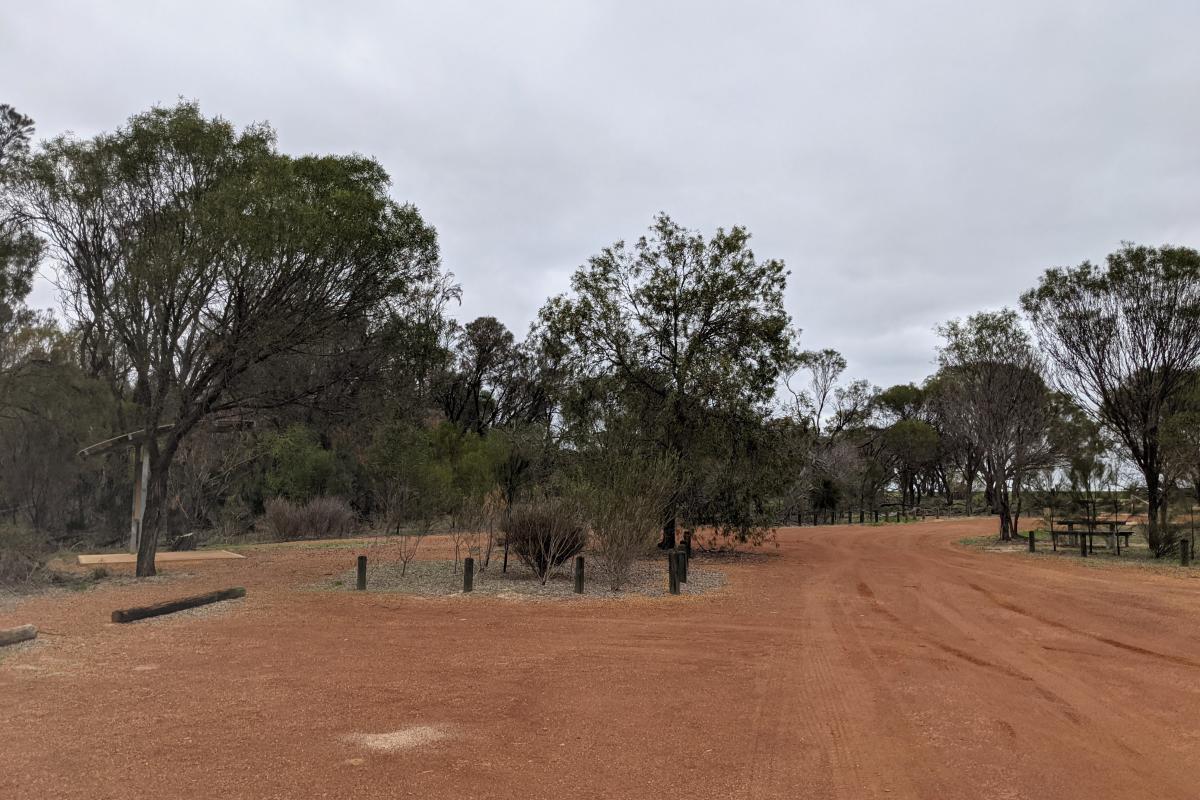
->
<box><xmin>0</xmin><ymin>624</ymin><xmax>37</xmax><ymax>647</ymax></box>
<box><xmin>111</xmin><ymin>587</ymin><xmax>246</xmax><ymax>624</ymax></box>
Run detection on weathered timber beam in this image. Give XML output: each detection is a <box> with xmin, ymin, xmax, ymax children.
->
<box><xmin>111</xmin><ymin>587</ymin><xmax>246</xmax><ymax>624</ymax></box>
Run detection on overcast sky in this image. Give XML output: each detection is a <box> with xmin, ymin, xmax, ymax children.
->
<box><xmin>5</xmin><ymin>1</ymin><xmax>1199</xmax><ymax>387</ymax></box>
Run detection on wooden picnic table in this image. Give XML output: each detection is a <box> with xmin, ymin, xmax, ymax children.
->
<box><xmin>1050</xmin><ymin>519</ymin><xmax>1134</xmax><ymax>555</ymax></box>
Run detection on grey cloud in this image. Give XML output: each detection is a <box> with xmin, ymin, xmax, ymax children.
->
<box><xmin>6</xmin><ymin>0</ymin><xmax>1199</xmax><ymax>388</ymax></box>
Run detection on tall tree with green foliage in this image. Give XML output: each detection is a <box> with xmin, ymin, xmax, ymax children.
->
<box><xmin>1022</xmin><ymin>244</ymin><xmax>1200</xmax><ymax>553</ymax></box>
<box><xmin>9</xmin><ymin>102</ymin><xmax>445</xmax><ymax>575</ymax></box>
<box><xmin>540</xmin><ymin>214</ymin><xmax>797</xmax><ymax>546</ymax></box>
<box><xmin>0</xmin><ymin>105</ymin><xmax>40</xmax><ymax>333</ymax></box>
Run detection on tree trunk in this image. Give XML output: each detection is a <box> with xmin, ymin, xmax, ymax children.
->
<box><xmin>659</xmin><ymin>516</ymin><xmax>677</xmax><ymax>550</ymax></box>
<box><xmin>964</xmin><ymin>465</ymin><xmax>976</xmax><ymax>515</ymax></box>
<box><xmin>135</xmin><ymin>434</ymin><xmax>181</xmax><ymax>578</ymax></box>
<box><xmin>996</xmin><ymin>486</ymin><xmax>1013</xmax><ymax>541</ymax></box>
<box><xmin>1146</xmin><ymin>470</ymin><xmax>1163</xmax><ymax>555</ymax></box>
<box><xmin>135</xmin><ymin>464</ymin><xmax>169</xmax><ymax>577</ymax></box>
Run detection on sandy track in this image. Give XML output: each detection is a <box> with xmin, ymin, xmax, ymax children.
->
<box><xmin>3</xmin><ymin>520</ymin><xmax>1200</xmax><ymax>799</ymax></box>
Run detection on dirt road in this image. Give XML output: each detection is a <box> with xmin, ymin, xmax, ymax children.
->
<box><xmin>3</xmin><ymin>519</ymin><xmax>1200</xmax><ymax>799</ymax></box>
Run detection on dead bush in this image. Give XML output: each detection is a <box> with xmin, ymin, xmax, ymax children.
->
<box><xmin>262</xmin><ymin>496</ymin><xmax>356</xmax><ymax>540</ymax></box>
<box><xmin>502</xmin><ymin>497</ymin><xmax>586</xmax><ymax>584</ymax></box>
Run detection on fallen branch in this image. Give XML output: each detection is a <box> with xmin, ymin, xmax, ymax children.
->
<box><xmin>111</xmin><ymin>587</ymin><xmax>246</xmax><ymax>624</ymax></box>
<box><xmin>0</xmin><ymin>624</ymin><xmax>38</xmax><ymax>647</ymax></box>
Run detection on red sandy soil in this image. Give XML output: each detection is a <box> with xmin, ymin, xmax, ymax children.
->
<box><xmin>3</xmin><ymin>519</ymin><xmax>1200</xmax><ymax>799</ymax></box>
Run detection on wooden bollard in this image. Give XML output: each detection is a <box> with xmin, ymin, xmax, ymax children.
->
<box><xmin>0</xmin><ymin>624</ymin><xmax>37</xmax><ymax>648</ymax></box>
<box><xmin>1181</xmin><ymin>540</ymin><xmax>1191</xmax><ymax>567</ymax></box>
<box><xmin>356</xmin><ymin>555</ymin><xmax>367</xmax><ymax>590</ymax></box>
<box><xmin>573</xmin><ymin>555</ymin><xmax>585</xmax><ymax>593</ymax></box>
<box><xmin>676</xmin><ymin>546</ymin><xmax>688</xmax><ymax>583</ymax></box>
<box><xmin>668</xmin><ymin>551</ymin><xmax>680</xmax><ymax>594</ymax></box>
<box><xmin>1079</xmin><ymin>532</ymin><xmax>1087</xmax><ymax>558</ymax></box>
<box><xmin>1028</xmin><ymin>530</ymin><xmax>1036</xmax><ymax>553</ymax></box>
<box><xmin>463</xmin><ymin>557</ymin><xmax>474</xmax><ymax>592</ymax></box>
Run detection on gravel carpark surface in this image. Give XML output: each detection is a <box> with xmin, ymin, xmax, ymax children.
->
<box><xmin>319</xmin><ymin>554</ymin><xmax>725</xmax><ymax>598</ymax></box>
<box><xmin>4</xmin><ymin>521</ymin><xmax>1200</xmax><ymax>799</ymax></box>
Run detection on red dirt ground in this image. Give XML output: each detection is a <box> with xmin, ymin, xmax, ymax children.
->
<box><xmin>3</xmin><ymin>519</ymin><xmax>1200</xmax><ymax>799</ymax></box>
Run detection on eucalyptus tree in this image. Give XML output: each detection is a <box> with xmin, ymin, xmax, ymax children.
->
<box><xmin>436</xmin><ymin>316</ymin><xmax>553</xmax><ymax>435</ymax></box>
<box><xmin>0</xmin><ymin>105</ymin><xmax>39</xmax><ymax>329</ymax></box>
<box><xmin>540</xmin><ymin>214</ymin><xmax>798</xmax><ymax>546</ymax></box>
<box><xmin>936</xmin><ymin>310</ymin><xmax>1056</xmax><ymax>540</ymax></box>
<box><xmin>10</xmin><ymin>102</ymin><xmax>444</xmax><ymax>575</ymax></box>
<box><xmin>1022</xmin><ymin>244</ymin><xmax>1200</xmax><ymax>553</ymax></box>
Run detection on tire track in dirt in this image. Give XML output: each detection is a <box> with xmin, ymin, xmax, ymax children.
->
<box><xmin>966</xmin><ymin>581</ymin><xmax>1200</xmax><ymax>669</ymax></box>
<box><xmin>774</xmin><ymin>522</ymin><xmax>1200</xmax><ymax>799</ymax></box>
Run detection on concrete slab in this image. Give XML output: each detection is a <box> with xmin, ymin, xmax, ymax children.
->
<box><xmin>77</xmin><ymin>550</ymin><xmax>246</xmax><ymax>565</ymax></box>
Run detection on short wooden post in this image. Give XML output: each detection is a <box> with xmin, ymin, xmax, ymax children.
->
<box><xmin>683</xmin><ymin>530</ymin><xmax>693</xmax><ymax>558</ymax></box>
<box><xmin>874</xmin><ymin>510</ymin><xmax>879</xmax><ymax>523</ymax></box>
<box><xmin>1028</xmin><ymin>530</ymin><xmax>1035</xmax><ymax>553</ymax></box>
<box><xmin>668</xmin><ymin>551</ymin><xmax>680</xmax><ymax>594</ymax></box>
<box><xmin>1181</xmin><ymin>540</ymin><xmax>1191</xmax><ymax>567</ymax></box>
<box><xmin>573</xmin><ymin>555</ymin><xmax>585</xmax><ymax>593</ymax></box>
<box><xmin>1079</xmin><ymin>532</ymin><xmax>1087</xmax><ymax>558</ymax></box>
<box><xmin>463</xmin><ymin>557</ymin><xmax>475</xmax><ymax>592</ymax></box>
<box><xmin>356</xmin><ymin>555</ymin><xmax>367</xmax><ymax>591</ymax></box>
<box><xmin>676</xmin><ymin>546</ymin><xmax>688</xmax><ymax>583</ymax></box>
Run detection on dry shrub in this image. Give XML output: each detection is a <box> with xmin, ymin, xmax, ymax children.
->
<box><xmin>453</xmin><ymin>489</ymin><xmax>505</xmax><ymax>574</ymax></box>
<box><xmin>263</xmin><ymin>496</ymin><xmax>356</xmax><ymax>540</ymax></box>
<box><xmin>580</xmin><ymin>455</ymin><xmax>675</xmax><ymax>591</ymax></box>
<box><xmin>502</xmin><ymin>497</ymin><xmax>586</xmax><ymax>584</ymax></box>
<box><xmin>0</xmin><ymin>524</ymin><xmax>52</xmax><ymax>586</ymax></box>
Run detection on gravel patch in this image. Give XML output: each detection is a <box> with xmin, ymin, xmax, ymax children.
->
<box><xmin>343</xmin><ymin>725</ymin><xmax>450</xmax><ymax>753</ymax></box>
<box><xmin>318</xmin><ymin>556</ymin><xmax>725</xmax><ymax>599</ymax></box>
